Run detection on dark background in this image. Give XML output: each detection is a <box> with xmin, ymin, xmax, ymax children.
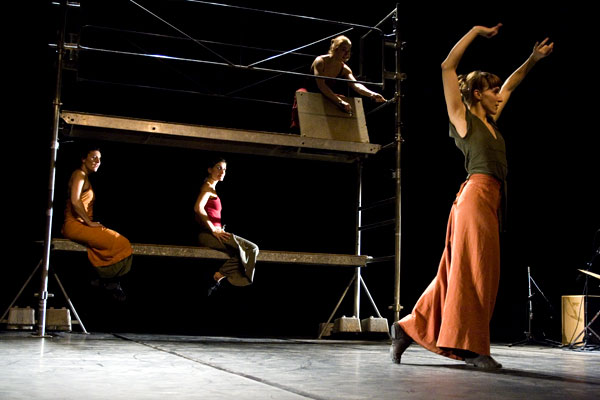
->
<box><xmin>4</xmin><ymin>1</ymin><xmax>598</xmax><ymax>342</ymax></box>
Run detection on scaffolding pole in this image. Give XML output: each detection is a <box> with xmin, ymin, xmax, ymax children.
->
<box><xmin>353</xmin><ymin>161</ymin><xmax>364</xmax><ymax>318</ymax></box>
<box><xmin>38</xmin><ymin>2</ymin><xmax>395</xmax><ymax>334</ymax></box>
<box><xmin>36</xmin><ymin>0</ymin><xmax>69</xmax><ymax>337</ymax></box>
<box><xmin>392</xmin><ymin>4</ymin><xmax>404</xmax><ymax>322</ymax></box>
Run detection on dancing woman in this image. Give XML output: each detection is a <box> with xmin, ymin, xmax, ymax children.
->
<box><xmin>390</xmin><ymin>24</ymin><xmax>553</xmax><ymax>369</ymax></box>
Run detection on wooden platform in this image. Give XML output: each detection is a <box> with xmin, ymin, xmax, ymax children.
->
<box><xmin>60</xmin><ymin>111</ymin><xmax>380</xmax><ymax>163</ymax></box>
<box><xmin>51</xmin><ymin>239</ymin><xmax>370</xmax><ymax>267</ymax></box>
<box><xmin>296</xmin><ymin>91</ymin><xmax>370</xmax><ymax>143</ymax></box>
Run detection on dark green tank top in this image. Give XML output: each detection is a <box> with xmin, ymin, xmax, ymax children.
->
<box><xmin>449</xmin><ymin>108</ymin><xmax>507</xmax><ymax>182</ymax></box>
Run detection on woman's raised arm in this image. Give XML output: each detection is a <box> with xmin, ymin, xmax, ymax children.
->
<box><xmin>494</xmin><ymin>38</ymin><xmax>554</xmax><ymax>121</ymax></box>
<box><xmin>441</xmin><ymin>24</ymin><xmax>502</xmax><ymax>136</ymax></box>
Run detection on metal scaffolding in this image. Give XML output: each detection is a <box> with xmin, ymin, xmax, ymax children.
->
<box><xmin>33</xmin><ymin>0</ymin><xmax>405</xmax><ymax>337</ymax></box>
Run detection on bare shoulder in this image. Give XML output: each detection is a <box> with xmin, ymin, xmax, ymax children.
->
<box><xmin>199</xmin><ymin>182</ymin><xmax>216</xmax><ymax>197</ymax></box>
<box><xmin>70</xmin><ymin>169</ymin><xmax>85</xmax><ymax>179</ymax></box>
<box><xmin>199</xmin><ymin>182</ymin><xmax>210</xmax><ymax>193</ymax></box>
<box><xmin>312</xmin><ymin>55</ymin><xmax>326</xmax><ymax>71</ymax></box>
<box><xmin>68</xmin><ymin>169</ymin><xmax>86</xmax><ymax>186</ymax></box>
<box><xmin>341</xmin><ymin>63</ymin><xmax>353</xmax><ymax>77</ymax></box>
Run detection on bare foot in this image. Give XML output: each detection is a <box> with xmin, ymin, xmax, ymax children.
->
<box><xmin>464</xmin><ymin>355</ymin><xmax>502</xmax><ymax>369</ymax></box>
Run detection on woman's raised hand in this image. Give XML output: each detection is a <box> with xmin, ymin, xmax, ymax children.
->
<box><xmin>532</xmin><ymin>38</ymin><xmax>554</xmax><ymax>61</ymax></box>
<box><xmin>476</xmin><ymin>23</ymin><xmax>503</xmax><ymax>38</ymax></box>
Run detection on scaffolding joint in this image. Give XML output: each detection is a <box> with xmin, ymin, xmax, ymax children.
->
<box><xmin>51</xmin><ymin>1</ymin><xmax>81</xmax><ymax>8</ymax></box>
<box><xmin>384</xmin><ymin>71</ymin><xmax>407</xmax><ymax>81</ymax></box>
<box><xmin>34</xmin><ymin>291</ymin><xmax>54</xmax><ymax>300</ymax></box>
<box><xmin>384</xmin><ymin>40</ymin><xmax>407</xmax><ymax>50</ymax></box>
<box><xmin>388</xmin><ymin>303</ymin><xmax>403</xmax><ymax>312</ymax></box>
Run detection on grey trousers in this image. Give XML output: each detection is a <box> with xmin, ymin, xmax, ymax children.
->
<box><xmin>198</xmin><ymin>232</ymin><xmax>259</xmax><ymax>287</ymax></box>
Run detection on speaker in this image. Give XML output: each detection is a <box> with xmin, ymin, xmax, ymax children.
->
<box><xmin>561</xmin><ymin>295</ymin><xmax>600</xmax><ymax>345</ymax></box>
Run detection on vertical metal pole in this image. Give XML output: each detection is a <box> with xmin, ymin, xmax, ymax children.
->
<box><xmin>527</xmin><ymin>266</ymin><xmax>533</xmax><ymax>336</ymax></box>
<box><xmin>392</xmin><ymin>5</ymin><xmax>403</xmax><ymax>322</ymax></box>
<box><xmin>380</xmin><ymin>23</ymin><xmax>386</xmax><ymax>92</ymax></box>
<box><xmin>36</xmin><ymin>0</ymin><xmax>67</xmax><ymax>337</ymax></box>
<box><xmin>353</xmin><ymin>161</ymin><xmax>364</xmax><ymax>319</ymax></box>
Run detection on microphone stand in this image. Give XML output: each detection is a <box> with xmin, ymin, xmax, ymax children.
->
<box><xmin>509</xmin><ymin>266</ymin><xmax>561</xmax><ymax>347</ymax></box>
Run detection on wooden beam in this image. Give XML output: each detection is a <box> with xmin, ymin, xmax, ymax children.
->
<box><xmin>51</xmin><ymin>239</ymin><xmax>369</xmax><ymax>267</ymax></box>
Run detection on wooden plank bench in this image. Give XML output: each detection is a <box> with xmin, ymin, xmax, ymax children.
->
<box><xmin>17</xmin><ymin>240</ymin><xmax>370</xmax><ymax>335</ymax></box>
<box><xmin>50</xmin><ymin>239</ymin><xmax>370</xmax><ymax>267</ymax></box>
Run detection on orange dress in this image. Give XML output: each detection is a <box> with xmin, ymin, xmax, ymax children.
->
<box><xmin>399</xmin><ymin>174</ymin><xmax>501</xmax><ymax>358</ymax></box>
<box><xmin>62</xmin><ymin>186</ymin><xmax>133</xmax><ymax>268</ymax></box>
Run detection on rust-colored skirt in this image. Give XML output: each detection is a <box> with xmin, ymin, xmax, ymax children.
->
<box><xmin>62</xmin><ymin>218</ymin><xmax>133</xmax><ymax>270</ymax></box>
<box><xmin>399</xmin><ymin>174</ymin><xmax>501</xmax><ymax>359</ymax></box>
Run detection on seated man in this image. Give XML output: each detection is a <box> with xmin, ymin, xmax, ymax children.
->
<box><xmin>291</xmin><ymin>35</ymin><xmax>386</xmax><ymax>132</ymax></box>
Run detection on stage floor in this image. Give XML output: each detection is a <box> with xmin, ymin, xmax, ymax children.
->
<box><xmin>1</xmin><ymin>331</ymin><xmax>598</xmax><ymax>399</ymax></box>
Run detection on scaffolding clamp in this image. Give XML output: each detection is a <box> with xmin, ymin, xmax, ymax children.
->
<box><xmin>384</xmin><ymin>71</ymin><xmax>407</xmax><ymax>81</ymax></box>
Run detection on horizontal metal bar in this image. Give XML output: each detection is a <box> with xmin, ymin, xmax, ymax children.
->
<box><xmin>79</xmin><ymin>25</ymin><xmax>317</xmax><ymax>59</ymax></box>
<box><xmin>129</xmin><ymin>0</ymin><xmax>235</xmax><ymax>67</ymax></box>
<box><xmin>78</xmin><ymin>45</ymin><xmax>384</xmax><ymax>88</ymax></box>
<box><xmin>76</xmin><ymin>77</ymin><xmax>294</xmax><ymax>107</ymax></box>
<box><xmin>366</xmin><ymin>98</ymin><xmax>395</xmax><ymax>116</ymax></box>
<box><xmin>184</xmin><ymin>0</ymin><xmax>383</xmax><ymax>33</ymax></box>
<box><xmin>359</xmin><ymin>197</ymin><xmax>395</xmax><ymax>211</ymax></box>
<box><xmin>379</xmin><ymin>140</ymin><xmax>403</xmax><ymax>152</ymax></box>
<box><xmin>366</xmin><ymin>255</ymin><xmax>395</xmax><ymax>264</ymax></box>
<box><xmin>249</xmin><ymin>27</ymin><xmax>354</xmax><ymax>67</ymax></box>
<box><xmin>360</xmin><ymin>8</ymin><xmax>396</xmax><ymax>41</ymax></box>
<box><xmin>358</xmin><ymin>219</ymin><xmax>395</xmax><ymax>231</ymax></box>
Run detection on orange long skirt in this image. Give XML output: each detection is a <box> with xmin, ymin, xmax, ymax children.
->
<box><xmin>62</xmin><ymin>189</ymin><xmax>132</xmax><ymax>268</ymax></box>
<box><xmin>399</xmin><ymin>174</ymin><xmax>501</xmax><ymax>359</ymax></box>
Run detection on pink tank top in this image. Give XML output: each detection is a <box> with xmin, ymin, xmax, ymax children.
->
<box><xmin>205</xmin><ymin>196</ymin><xmax>222</xmax><ymax>228</ymax></box>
